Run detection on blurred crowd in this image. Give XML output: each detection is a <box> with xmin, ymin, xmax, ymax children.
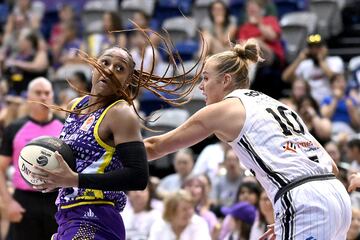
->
<box><xmin>0</xmin><ymin>0</ymin><xmax>359</xmax><ymax>239</ymax></box>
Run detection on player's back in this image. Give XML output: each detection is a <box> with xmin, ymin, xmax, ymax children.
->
<box><xmin>226</xmin><ymin>89</ymin><xmax>334</xmax><ymax>203</ymax></box>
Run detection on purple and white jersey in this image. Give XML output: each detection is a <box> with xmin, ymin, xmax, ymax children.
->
<box><xmin>56</xmin><ymin>96</ymin><xmax>127</xmax><ymax>211</ymax></box>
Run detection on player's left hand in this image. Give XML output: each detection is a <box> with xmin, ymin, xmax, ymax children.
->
<box><xmin>31</xmin><ymin>151</ymin><xmax>78</xmax><ymax>192</ymax></box>
<box><xmin>259</xmin><ymin>224</ymin><xmax>276</xmax><ymax>240</ymax></box>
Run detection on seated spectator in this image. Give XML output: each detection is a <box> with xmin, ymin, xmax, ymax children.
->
<box><xmin>122</xmin><ymin>185</ymin><xmax>162</xmax><ymax>240</ymax></box>
<box><xmin>237</xmin><ymin>0</ymin><xmax>285</xmax><ymax>99</ymax></box>
<box><xmin>49</xmin><ymin>4</ymin><xmax>76</xmax><ymax>48</ymax></box>
<box><xmin>221</xmin><ymin>201</ymin><xmax>257</xmax><ymax>240</ymax></box>
<box><xmin>51</xmin><ymin>21</ymin><xmax>82</xmax><ymax>68</ymax></box>
<box><xmin>192</xmin><ymin>141</ymin><xmax>231</xmax><ymax>179</ymax></box>
<box><xmin>148</xmin><ymin>190</ymin><xmax>211</xmax><ymax>240</ymax></box>
<box><xmin>347</xmin><ymin>208</ymin><xmax>360</xmax><ymax>240</ymax></box>
<box><xmin>200</xmin><ymin>0</ymin><xmax>237</xmax><ymax>55</ymax></box>
<box><xmin>280</xmin><ymin>78</ymin><xmax>310</xmax><ymax>111</ymax></box>
<box><xmin>249</xmin><ymin>189</ymin><xmax>274</xmax><ymax>240</ymax></box>
<box><xmin>346</xmin><ymin>138</ymin><xmax>360</xmax><ymax>172</ymax></box>
<box><xmin>211</xmin><ymin>149</ymin><xmax>244</xmax><ymax>213</ymax></box>
<box><xmin>1</xmin><ymin>0</ymin><xmax>42</xmax><ymax>56</ymax></box>
<box><xmin>81</xmin><ymin>11</ymin><xmax>126</xmax><ymax>57</ymax></box>
<box><xmin>282</xmin><ymin>34</ymin><xmax>344</xmax><ymax>104</ymax></box>
<box><xmin>3</xmin><ymin>31</ymin><xmax>48</xmax><ymax>96</ymax></box>
<box><xmin>297</xmin><ymin>95</ymin><xmax>332</xmax><ymax>145</ymax></box>
<box><xmin>321</xmin><ymin>74</ymin><xmax>360</xmax><ymax>136</ymax></box>
<box><xmin>219</xmin><ymin>181</ymin><xmax>261</xmax><ymax>239</ymax></box>
<box><xmin>182</xmin><ymin>174</ymin><xmax>220</xmax><ymax>239</ymax></box>
<box><xmin>324</xmin><ymin>141</ymin><xmax>342</xmax><ymax>165</ymax></box>
<box><xmin>157</xmin><ymin>149</ymin><xmax>194</xmax><ymax>198</ymax></box>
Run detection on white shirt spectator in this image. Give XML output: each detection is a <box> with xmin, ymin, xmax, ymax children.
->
<box><xmin>295</xmin><ymin>56</ymin><xmax>344</xmax><ymax>103</ymax></box>
<box><xmin>121</xmin><ymin>204</ymin><xmax>162</xmax><ymax>240</ymax></box>
<box><xmin>157</xmin><ymin>174</ymin><xmax>183</xmax><ymax>195</ymax></box>
<box><xmin>148</xmin><ymin>214</ymin><xmax>211</xmax><ymax>240</ymax></box>
<box><xmin>192</xmin><ymin>143</ymin><xmax>225</xmax><ymax>178</ymax></box>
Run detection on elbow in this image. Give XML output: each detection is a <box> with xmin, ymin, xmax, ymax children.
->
<box><xmin>133</xmin><ymin>167</ymin><xmax>149</xmax><ymax>190</ymax></box>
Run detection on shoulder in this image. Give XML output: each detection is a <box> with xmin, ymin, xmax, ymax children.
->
<box><xmin>66</xmin><ymin>97</ymin><xmax>85</xmax><ymax>111</ymax></box>
<box><xmin>107</xmin><ymin>101</ymin><xmax>139</xmax><ymax>123</ymax></box>
<box><xmin>6</xmin><ymin>116</ymin><xmax>29</xmax><ymax>130</ymax></box>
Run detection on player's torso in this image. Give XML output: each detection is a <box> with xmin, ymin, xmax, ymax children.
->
<box><xmin>226</xmin><ymin>89</ymin><xmax>333</xmax><ymax>202</ymax></box>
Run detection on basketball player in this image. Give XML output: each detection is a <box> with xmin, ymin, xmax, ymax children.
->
<box><xmin>145</xmin><ymin>40</ymin><xmax>352</xmax><ymax>239</ymax></box>
<box><xmin>30</xmin><ymin>37</ymin><xmax>207</xmax><ymax>238</ymax></box>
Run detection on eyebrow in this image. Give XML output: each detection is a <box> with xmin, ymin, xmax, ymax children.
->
<box><xmin>102</xmin><ymin>54</ymin><xmax>130</xmax><ymax>65</ymax></box>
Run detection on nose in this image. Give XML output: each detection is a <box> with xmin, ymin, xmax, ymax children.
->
<box><xmin>199</xmin><ymin>80</ymin><xmax>204</xmax><ymax>91</ymax></box>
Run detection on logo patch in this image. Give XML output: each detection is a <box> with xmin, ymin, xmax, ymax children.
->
<box><xmin>36</xmin><ymin>155</ymin><xmax>48</xmax><ymax>166</ymax></box>
<box><xmin>83</xmin><ymin>208</ymin><xmax>97</xmax><ymax>219</ymax></box>
<box><xmin>80</xmin><ymin>115</ymin><xmax>95</xmax><ymax>131</ymax></box>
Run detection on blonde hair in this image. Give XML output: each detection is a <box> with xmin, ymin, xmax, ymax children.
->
<box><xmin>163</xmin><ymin>190</ymin><xmax>194</xmax><ymax>222</ymax></box>
<box><xmin>207</xmin><ymin>39</ymin><xmax>262</xmax><ymax>89</ymax></box>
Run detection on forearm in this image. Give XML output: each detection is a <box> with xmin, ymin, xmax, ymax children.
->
<box><xmin>312</xmin><ymin>116</ymin><xmax>332</xmax><ymax>140</ymax></box>
<box><xmin>258</xmin><ymin>23</ymin><xmax>277</xmax><ymax>41</ymax></box>
<box><xmin>79</xmin><ymin>141</ymin><xmax>149</xmax><ymax>191</ymax></box>
<box><xmin>16</xmin><ymin>52</ymin><xmax>49</xmax><ymax>71</ymax></box>
<box><xmin>282</xmin><ymin>57</ymin><xmax>302</xmax><ymax>82</ymax></box>
<box><xmin>321</xmin><ymin>101</ymin><xmax>338</xmax><ymax>118</ymax></box>
<box><xmin>319</xmin><ymin>60</ymin><xmax>335</xmax><ymax>79</ymax></box>
<box><xmin>0</xmin><ymin>171</ymin><xmax>12</xmax><ymax>203</ymax></box>
<box><xmin>348</xmin><ymin>107</ymin><xmax>360</xmax><ymax>128</ymax></box>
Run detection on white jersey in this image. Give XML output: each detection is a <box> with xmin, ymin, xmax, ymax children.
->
<box><xmin>226</xmin><ymin>89</ymin><xmax>333</xmax><ymax>204</ymax></box>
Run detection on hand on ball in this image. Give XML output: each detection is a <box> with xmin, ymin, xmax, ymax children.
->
<box><xmin>31</xmin><ymin>151</ymin><xmax>78</xmax><ymax>192</ymax></box>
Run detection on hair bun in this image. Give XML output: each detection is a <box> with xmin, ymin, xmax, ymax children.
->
<box><xmin>233</xmin><ymin>40</ymin><xmax>261</xmax><ymax>63</ymax></box>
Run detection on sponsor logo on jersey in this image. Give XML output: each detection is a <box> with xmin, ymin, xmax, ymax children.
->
<box><xmin>283</xmin><ymin>140</ymin><xmax>319</xmax><ymax>153</ymax></box>
<box><xmin>80</xmin><ymin>115</ymin><xmax>95</xmax><ymax>131</ymax></box>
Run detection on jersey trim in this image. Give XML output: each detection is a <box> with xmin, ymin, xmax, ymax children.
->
<box><xmin>60</xmin><ymin>200</ymin><xmax>115</xmax><ymax>209</ymax></box>
<box><xmin>281</xmin><ymin>192</ymin><xmax>295</xmax><ymax>240</ymax></box>
<box><xmin>70</xmin><ymin>96</ymin><xmax>87</xmax><ymax>111</ymax></box>
<box><xmin>239</xmin><ymin>135</ymin><xmax>289</xmax><ymax>187</ymax></box>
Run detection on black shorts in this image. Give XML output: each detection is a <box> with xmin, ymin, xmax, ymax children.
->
<box><xmin>10</xmin><ymin>189</ymin><xmax>58</xmax><ymax>240</ymax></box>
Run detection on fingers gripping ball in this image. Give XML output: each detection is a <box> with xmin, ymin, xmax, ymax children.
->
<box><xmin>18</xmin><ymin>136</ymin><xmax>75</xmax><ymax>187</ymax></box>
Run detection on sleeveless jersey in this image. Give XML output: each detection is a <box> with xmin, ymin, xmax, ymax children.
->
<box><xmin>56</xmin><ymin>96</ymin><xmax>127</xmax><ymax>211</ymax></box>
<box><xmin>226</xmin><ymin>89</ymin><xmax>333</xmax><ymax>204</ymax></box>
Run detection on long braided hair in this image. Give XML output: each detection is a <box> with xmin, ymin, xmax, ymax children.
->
<box><xmin>51</xmin><ymin>26</ymin><xmax>208</xmax><ymax>117</ymax></box>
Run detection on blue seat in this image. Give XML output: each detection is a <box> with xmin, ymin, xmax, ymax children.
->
<box><xmin>229</xmin><ymin>0</ymin><xmax>245</xmax><ymax>22</ymax></box>
<box><xmin>153</xmin><ymin>0</ymin><xmax>193</xmax><ymax>26</ymax></box>
<box><xmin>0</xmin><ymin>3</ymin><xmax>9</xmax><ymax>24</ymax></box>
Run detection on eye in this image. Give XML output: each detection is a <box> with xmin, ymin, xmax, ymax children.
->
<box><xmin>115</xmin><ymin>65</ymin><xmax>124</xmax><ymax>72</ymax></box>
<box><xmin>101</xmin><ymin>59</ymin><xmax>109</xmax><ymax>66</ymax></box>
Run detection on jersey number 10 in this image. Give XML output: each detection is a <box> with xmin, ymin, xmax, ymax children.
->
<box><xmin>266</xmin><ymin>106</ymin><xmax>305</xmax><ymax>136</ymax></box>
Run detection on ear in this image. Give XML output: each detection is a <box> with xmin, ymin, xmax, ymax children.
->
<box><xmin>223</xmin><ymin>73</ymin><xmax>232</xmax><ymax>87</ymax></box>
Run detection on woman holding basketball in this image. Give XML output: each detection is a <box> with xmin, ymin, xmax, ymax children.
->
<box><xmin>144</xmin><ymin>40</ymin><xmax>352</xmax><ymax>239</ymax></box>
<box><xmin>31</xmin><ymin>31</ymin><xmax>207</xmax><ymax>239</ymax></box>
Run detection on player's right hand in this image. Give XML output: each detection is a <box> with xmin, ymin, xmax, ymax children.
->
<box><xmin>5</xmin><ymin>199</ymin><xmax>26</xmax><ymax>222</ymax></box>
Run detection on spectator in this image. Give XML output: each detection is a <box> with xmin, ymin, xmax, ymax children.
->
<box><xmin>51</xmin><ymin>21</ymin><xmax>82</xmax><ymax>68</ymax></box>
<box><xmin>157</xmin><ymin>148</ymin><xmax>194</xmax><ymax>198</ymax></box>
<box><xmin>82</xmin><ymin>11</ymin><xmax>126</xmax><ymax>57</ymax></box>
<box><xmin>0</xmin><ymin>77</ymin><xmax>63</xmax><ymax>240</ymax></box>
<box><xmin>148</xmin><ymin>190</ymin><xmax>211</xmax><ymax>240</ymax></box>
<box><xmin>122</xmin><ymin>185</ymin><xmax>162</xmax><ymax>240</ymax></box>
<box><xmin>346</xmin><ymin>138</ymin><xmax>360</xmax><ymax>172</ymax></box>
<box><xmin>324</xmin><ymin>141</ymin><xmax>342</xmax><ymax>165</ymax></box>
<box><xmin>280</xmin><ymin>78</ymin><xmax>310</xmax><ymax>111</ymax></box>
<box><xmin>0</xmin><ymin>95</ymin><xmax>24</xmax><ymax>138</ymax></box>
<box><xmin>347</xmin><ymin>208</ymin><xmax>360</xmax><ymax>240</ymax></box>
<box><xmin>3</xmin><ymin>31</ymin><xmax>48</xmax><ymax>96</ymax></box>
<box><xmin>49</xmin><ymin>4</ymin><xmax>76</xmax><ymax>48</ymax></box>
<box><xmin>321</xmin><ymin>73</ymin><xmax>360</xmax><ymax>136</ymax></box>
<box><xmin>249</xmin><ymin>189</ymin><xmax>274</xmax><ymax>240</ymax></box>
<box><xmin>68</xmin><ymin>71</ymin><xmax>91</xmax><ymax>94</ymax></box>
<box><xmin>1</xmin><ymin>0</ymin><xmax>43</xmax><ymax>56</ymax></box>
<box><xmin>297</xmin><ymin>95</ymin><xmax>332</xmax><ymax>145</ymax></box>
<box><xmin>221</xmin><ymin>201</ymin><xmax>257</xmax><ymax>240</ymax></box>
<box><xmin>282</xmin><ymin>34</ymin><xmax>344</xmax><ymax>104</ymax></box>
<box><xmin>192</xmin><ymin>141</ymin><xmax>231</xmax><ymax>179</ymax></box>
<box><xmin>220</xmin><ymin>181</ymin><xmax>261</xmax><ymax>239</ymax></box>
<box><xmin>237</xmin><ymin>0</ymin><xmax>285</xmax><ymax>99</ymax></box>
<box><xmin>211</xmin><ymin>149</ymin><xmax>244</xmax><ymax>212</ymax></box>
<box><xmin>201</xmin><ymin>0</ymin><xmax>237</xmax><ymax>55</ymax></box>
<box><xmin>182</xmin><ymin>174</ymin><xmax>220</xmax><ymax>239</ymax></box>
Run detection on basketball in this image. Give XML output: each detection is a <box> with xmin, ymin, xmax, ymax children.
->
<box><xmin>18</xmin><ymin>136</ymin><xmax>76</xmax><ymax>187</ymax></box>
